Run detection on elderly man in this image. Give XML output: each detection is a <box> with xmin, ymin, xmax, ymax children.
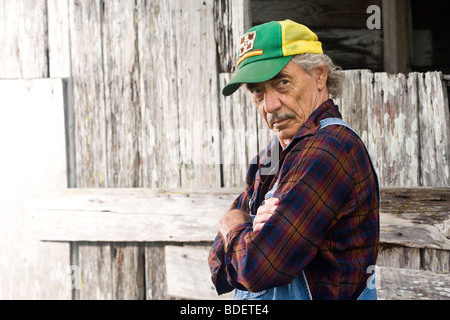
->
<box><xmin>209</xmin><ymin>20</ymin><xmax>379</xmax><ymax>300</ymax></box>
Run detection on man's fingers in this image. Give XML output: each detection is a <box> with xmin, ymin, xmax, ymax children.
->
<box><xmin>262</xmin><ymin>197</ymin><xmax>279</xmax><ymax>206</ymax></box>
<box><xmin>253</xmin><ymin>212</ymin><xmax>271</xmax><ymax>224</ymax></box>
<box><xmin>253</xmin><ymin>213</ymin><xmax>274</xmax><ymax>232</ymax></box>
<box><xmin>253</xmin><ymin>213</ymin><xmax>271</xmax><ymax>232</ymax></box>
<box><xmin>253</xmin><ymin>197</ymin><xmax>280</xmax><ymax>232</ymax></box>
<box><xmin>257</xmin><ymin>200</ymin><xmax>279</xmax><ymax>216</ymax></box>
<box><xmin>253</xmin><ymin>222</ymin><xmax>264</xmax><ymax>232</ymax></box>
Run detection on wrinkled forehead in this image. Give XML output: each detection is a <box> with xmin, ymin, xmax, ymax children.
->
<box><xmin>245</xmin><ymin>61</ymin><xmax>306</xmax><ymax>89</ymax></box>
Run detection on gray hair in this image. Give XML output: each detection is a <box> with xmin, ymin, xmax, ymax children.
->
<box><xmin>290</xmin><ymin>53</ymin><xmax>344</xmax><ymax>99</ymax></box>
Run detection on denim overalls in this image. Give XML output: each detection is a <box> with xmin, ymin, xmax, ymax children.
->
<box><xmin>234</xmin><ymin>118</ymin><xmax>378</xmax><ymax>300</ymax></box>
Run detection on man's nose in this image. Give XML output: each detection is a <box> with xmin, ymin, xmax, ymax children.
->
<box><xmin>263</xmin><ymin>89</ymin><xmax>282</xmax><ymax>114</ymax></box>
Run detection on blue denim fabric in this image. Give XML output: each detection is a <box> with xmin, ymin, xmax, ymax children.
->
<box><xmin>234</xmin><ymin>118</ymin><xmax>378</xmax><ymax>300</ymax></box>
<box><xmin>234</xmin><ymin>271</ymin><xmax>313</xmax><ymax>300</ymax></box>
<box><xmin>234</xmin><ymin>273</ymin><xmax>377</xmax><ymax>300</ymax></box>
<box><xmin>357</xmin><ymin>284</ymin><xmax>377</xmax><ymax>300</ymax></box>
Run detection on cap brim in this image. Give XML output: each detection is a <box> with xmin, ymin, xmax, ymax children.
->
<box><xmin>222</xmin><ymin>56</ymin><xmax>293</xmax><ymax>96</ymax></box>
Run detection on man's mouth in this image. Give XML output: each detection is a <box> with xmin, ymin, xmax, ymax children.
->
<box><xmin>269</xmin><ymin>114</ymin><xmax>294</xmax><ymax>127</ymax></box>
<box><xmin>273</xmin><ymin>118</ymin><xmax>289</xmax><ymax>126</ymax></box>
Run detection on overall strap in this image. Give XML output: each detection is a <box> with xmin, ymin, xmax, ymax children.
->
<box><xmin>319</xmin><ymin>118</ymin><xmax>357</xmax><ymax>135</ymax></box>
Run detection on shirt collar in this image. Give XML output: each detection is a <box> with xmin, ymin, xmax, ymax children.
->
<box><xmin>290</xmin><ymin>98</ymin><xmax>342</xmax><ymax>143</ymax></box>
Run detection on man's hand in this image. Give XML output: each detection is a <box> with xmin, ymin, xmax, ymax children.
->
<box><xmin>218</xmin><ymin>209</ymin><xmax>251</xmax><ymax>245</ymax></box>
<box><xmin>253</xmin><ymin>198</ymin><xmax>279</xmax><ymax>232</ymax></box>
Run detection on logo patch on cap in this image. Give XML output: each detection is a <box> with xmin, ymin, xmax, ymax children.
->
<box><xmin>237</xmin><ymin>31</ymin><xmax>263</xmax><ymax>66</ymax></box>
<box><xmin>239</xmin><ymin>31</ymin><xmax>257</xmax><ymax>56</ymax></box>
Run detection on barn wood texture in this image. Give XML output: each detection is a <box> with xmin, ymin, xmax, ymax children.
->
<box><xmin>0</xmin><ymin>0</ymin><xmax>48</xmax><ymax>78</ymax></box>
<box><xmin>1</xmin><ymin>0</ymin><xmax>450</xmax><ymax>300</ymax></box>
<box><xmin>30</xmin><ymin>186</ymin><xmax>450</xmax><ymax>299</ymax></box>
<box><xmin>30</xmin><ymin>188</ymin><xmax>450</xmax><ymax>248</ymax></box>
<box><xmin>0</xmin><ymin>79</ymin><xmax>70</xmax><ymax>299</ymax></box>
<box><xmin>336</xmin><ymin>70</ymin><xmax>450</xmax><ymax>187</ymax></box>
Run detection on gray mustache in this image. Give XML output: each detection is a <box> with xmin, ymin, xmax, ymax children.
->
<box><xmin>267</xmin><ymin>113</ymin><xmax>295</xmax><ymax>126</ymax></box>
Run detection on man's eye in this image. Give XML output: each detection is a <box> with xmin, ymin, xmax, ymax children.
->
<box><xmin>279</xmin><ymin>79</ymin><xmax>289</xmax><ymax>86</ymax></box>
<box><xmin>251</xmin><ymin>88</ymin><xmax>262</xmax><ymax>95</ymax></box>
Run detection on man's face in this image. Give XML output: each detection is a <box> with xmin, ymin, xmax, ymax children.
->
<box><xmin>247</xmin><ymin>61</ymin><xmax>328</xmax><ymax>148</ymax></box>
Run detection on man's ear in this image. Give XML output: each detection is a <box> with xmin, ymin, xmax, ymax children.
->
<box><xmin>314</xmin><ymin>66</ymin><xmax>328</xmax><ymax>90</ymax></box>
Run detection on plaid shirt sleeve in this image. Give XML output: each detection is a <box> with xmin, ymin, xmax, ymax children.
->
<box><xmin>209</xmin><ymin>131</ymin><xmax>355</xmax><ymax>294</ymax></box>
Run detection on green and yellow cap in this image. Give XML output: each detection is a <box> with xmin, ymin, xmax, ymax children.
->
<box><xmin>222</xmin><ymin>20</ymin><xmax>323</xmax><ymax>96</ymax></box>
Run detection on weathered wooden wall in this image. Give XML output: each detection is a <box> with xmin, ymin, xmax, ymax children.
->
<box><xmin>0</xmin><ymin>0</ymin><xmax>49</xmax><ymax>78</ymax></box>
<box><xmin>251</xmin><ymin>0</ymin><xmax>384</xmax><ymax>71</ymax></box>
<box><xmin>66</xmin><ymin>0</ymin><xmax>249</xmax><ymax>300</ymax></box>
<box><xmin>335</xmin><ymin>70</ymin><xmax>450</xmax><ymax>187</ymax></box>
<box><xmin>0</xmin><ymin>79</ymin><xmax>70</xmax><ymax>299</ymax></box>
<box><xmin>30</xmin><ymin>187</ymin><xmax>450</xmax><ymax>300</ymax></box>
<box><xmin>250</xmin><ymin>0</ymin><xmax>450</xmax><ymax>75</ymax></box>
<box><xmin>1</xmin><ymin>0</ymin><xmax>450</xmax><ymax>300</ymax></box>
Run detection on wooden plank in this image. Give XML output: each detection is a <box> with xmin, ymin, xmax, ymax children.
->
<box><xmin>30</xmin><ymin>188</ymin><xmax>450</xmax><ymax>251</ymax></box>
<box><xmin>0</xmin><ymin>0</ymin><xmax>48</xmax><ymax>78</ymax></box>
<box><xmin>71</xmin><ymin>1</ymin><xmax>145</xmax><ymax>300</ymax></box>
<box><xmin>145</xmin><ymin>243</ymin><xmax>168</xmax><ymax>300</ymax></box>
<box><xmin>251</xmin><ymin>0</ymin><xmax>381</xmax><ymax>28</ymax></box>
<box><xmin>219</xmin><ymin>73</ymin><xmax>259</xmax><ymax>188</ymax></box>
<box><xmin>79</xmin><ymin>242</ymin><xmax>145</xmax><ymax>300</ymax></box>
<box><xmin>380</xmin><ymin>213</ymin><xmax>450</xmax><ymax>251</ymax></box>
<box><xmin>161</xmin><ymin>245</ymin><xmax>450</xmax><ymax>300</ymax></box>
<box><xmin>136</xmin><ymin>0</ymin><xmax>181</xmax><ymax>188</ymax></box>
<box><xmin>101</xmin><ymin>2</ymin><xmax>146</xmax><ymax>301</ymax></box>
<box><xmin>30</xmin><ymin>188</ymin><xmax>240</xmax><ymax>242</ymax></box>
<box><xmin>165</xmin><ymin>245</ymin><xmax>234</xmax><ymax>300</ymax></box>
<box><xmin>418</xmin><ymin>72</ymin><xmax>450</xmax><ymax>186</ymax></box>
<box><xmin>47</xmin><ymin>0</ymin><xmax>71</xmax><ymax>78</ymax></box>
<box><xmin>214</xmin><ymin>0</ymin><xmax>251</xmax><ymax>73</ymax></box>
<box><xmin>370</xmin><ymin>72</ymin><xmax>420</xmax><ymax>186</ymax></box>
<box><xmin>381</xmin><ymin>0</ymin><xmax>413</xmax><ymax>74</ymax></box>
<box><xmin>215</xmin><ymin>1</ymin><xmax>257</xmax><ymax>188</ymax></box>
<box><xmin>68</xmin><ymin>1</ymin><xmax>112</xmax><ymax>299</ymax></box>
<box><xmin>47</xmin><ymin>0</ymin><xmax>77</xmax><ymax>188</ymax></box>
<box><xmin>368</xmin><ymin>72</ymin><xmax>385</xmax><ymax>184</ymax></box>
<box><xmin>69</xmin><ymin>0</ymin><xmax>108</xmax><ymax>188</ymax></box>
<box><xmin>102</xmin><ymin>0</ymin><xmax>142</xmax><ymax>188</ymax></box>
<box><xmin>377</xmin><ymin>246</ymin><xmax>421</xmax><ymax>270</ymax></box>
<box><xmin>335</xmin><ymin>70</ymin><xmax>369</xmax><ymax>145</ymax></box>
<box><xmin>377</xmin><ymin>266</ymin><xmax>450</xmax><ymax>300</ymax></box>
<box><xmin>174</xmin><ymin>0</ymin><xmax>222</xmax><ymax>188</ymax></box>
<box><xmin>423</xmin><ymin>248</ymin><xmax>450</xmax><ymax>273</ymax></box>
<box><xmin>78</xmin><ymin>243</ymin><xmax>112</xmax><ymax>300</ymax></box>
<box><xmin>111</xmin><ymin>243</ymin><xmax>145</xmax><ymax>300</ymax></box>
<box><xmin>380</xmin><ymin>187</ymin><xmax>450</xmax><ymax>224</ymax></box>
<box><xmin>360</xmin><ymin>70</ymin><xmax>375</xmax><ymax>148</ymax></box>
<box><xmin>0</xmin><ymin>79</ymin><xmax>70</xmax><ymax>299</ymax></box>
<box><xmin>379</xmin><ymin>187</ymin><xmax>450</xmax><ymax>250</ymax></box>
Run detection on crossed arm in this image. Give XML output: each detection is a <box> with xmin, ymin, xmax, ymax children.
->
<box><xmin>218</xmin><ymin>198</ymin><xmax>279</xmax><ymax>245</ymax></box>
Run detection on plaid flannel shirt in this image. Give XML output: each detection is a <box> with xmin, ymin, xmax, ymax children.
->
<box><xmin>209</xmin><ymin>99</ymin><xmax>380</xmax><ymax>300</ymax></box>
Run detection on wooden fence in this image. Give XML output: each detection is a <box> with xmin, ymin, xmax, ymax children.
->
<box><xmin>29</xmin><ymin>187</ymin><xmax>450</xmax><ymax>300</ymax></box>
<box><xmin>1</xmin><ymin>0</ymin><xmax>450</xmax><ymax>300</ymax></box>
